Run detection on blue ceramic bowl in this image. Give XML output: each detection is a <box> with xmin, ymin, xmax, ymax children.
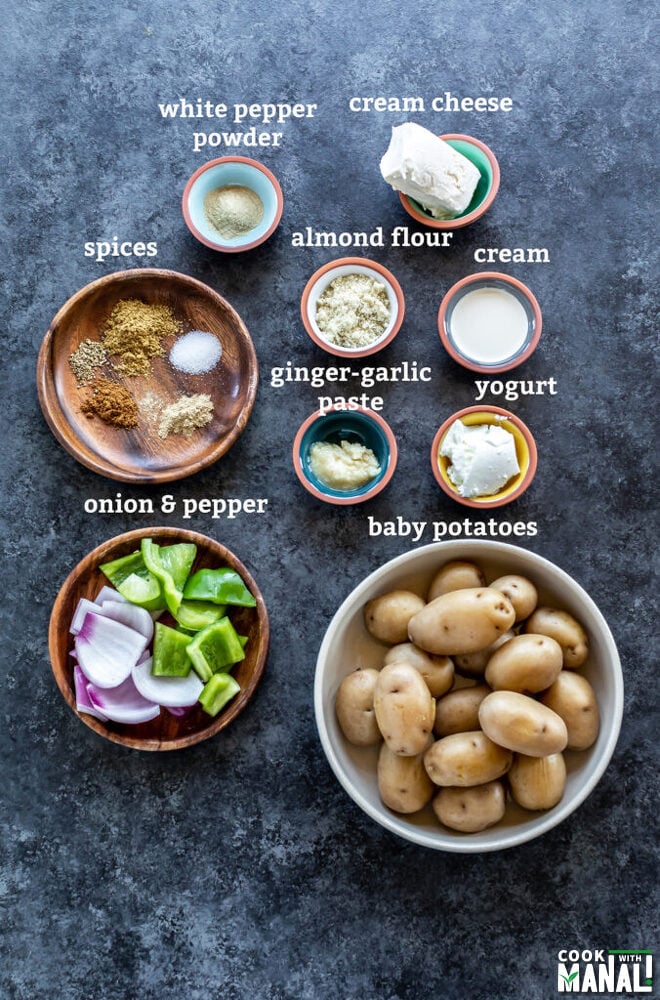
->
<box><xmin>293</xmin><ymin>407</ymin><xmax>398</xmax><ymax>505</ymax></box>
<box><xmin>182</xmin><ymin>156</ymin><xmax>283</xmax><ymax>252</ymax></box>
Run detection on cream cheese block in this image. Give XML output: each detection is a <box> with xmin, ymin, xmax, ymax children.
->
<box><xmin>380</xmin><ymin>122</ymin><xmax>480</xmax><ymax>219</ymax></box>
<box><xmin>440</xmin><ymin>420</ymin><xmax>519</xmax><ymax>498</ymax></box>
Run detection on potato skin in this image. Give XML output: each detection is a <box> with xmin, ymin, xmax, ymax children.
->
<box><xmin>364</xmin><ymin>590</ymin><xmax>426</xmax><ymax>645</ymax></box>
<box><xmin>485</xmin><ymin>634</ymin><xmax>563</xmax><ymax>693</ymax></box>
<box><xmin>540</xmin><ymin>671</ymin><xmax>600</xmax><ymax>750</ymax></box>
<box><xmin>434</xmin><ymin>684</ymin><xmax>491</xmax><ymax>737</ymax></box>
<box><xmin>408</xmin><ymin>588</ymin><xmax>516</xmax><ymax>656</ymax></box>
<box><xmin>423</xmin><ymin>731</ymin><xmax>512</xmax><ymax>787</ymax></box>
<box><xmin>454</xmin><ymin>630</ymin><xmax>514</xmax><ymax>677</ymax></box>
<box><xmin>508</xmin><ymin>753</ymin><xmax>566</xmax><ymax>810</ymax></box>
<box><xmin>489</xmin><ymin>575</ymin><xmax>538</xmax><ymax>622</ymax></box>
<box><xmin>479</xmin><ymin>691</ymin><xmax>568</xmax><ymax>757</ymax></box>
<box><xmin>433</xmin><ymin>781</ymin><xmax>506</xmax><ymax>832</ymax></box>
<box><xmin>378</xmin><ymin>743</ymin><xmax>434</xmax><ymax>813</ymax></box>
<box><xmin>525</xmin><ymin>607</ymin><xmax>589</xmax><ymax>668</ymax></box>
<box><xmin>374</xmin><ymin>662</ymin><xmax>435</xmax><ymax>756</ymax></box>
<box><xmin>427</xmin><ymin>560</ymin><xmax>486</xmax><ymax>601</ymax></box>
<box><xmin>336</xmin><ymin>668</ymin><xmax>381</xmax><ymax>746</ymax></box>
<box><xmin>384</xmin><ymin>642</ymin><xmax>454</xmax><ymax>698</ymax></box>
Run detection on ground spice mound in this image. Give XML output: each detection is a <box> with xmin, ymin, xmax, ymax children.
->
<box><xmin>69</xmin><ymin>339</ymin><xmax>108</xmax><ymax>383</ymax></box>
<box><xmin>157</xmin><ymin>394</ymin><xmax>213</xmax><ymax>439</ymax></box>
<box><xmin>81</xmin><ymin>378</ymin><xmax>139</xmax><ymax>428</ymax></box>
<box><xmin>102</xmin><ymin>298</ymin><xmax>180</xmax><ymax>376</ymax></box>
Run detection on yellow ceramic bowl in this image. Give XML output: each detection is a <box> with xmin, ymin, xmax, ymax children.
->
<box><xmin>431</xmin><ymin>406</ymin><xmax>537</xmax><ymax>508</ymax></box>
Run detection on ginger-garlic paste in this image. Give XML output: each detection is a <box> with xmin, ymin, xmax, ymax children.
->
<box><xmin>309</xmin><ymin>439</ymin><xmax>381</xmax><ymax>490</ymax></box>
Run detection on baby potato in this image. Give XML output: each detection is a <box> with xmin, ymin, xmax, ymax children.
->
<box><xmin>335</xmin><ymin>668</ymin><xmax>381</xmax><ymax>746</ymax></box>
<box><xmin>423</xmin><ymin>731</ymin><xmax>512</xmax><ymax>787</ymax></box>
<box><xmin>374</xmin><ymin>662</ymin><xmax>435</xmax><ymax>756</ymax></box>
<box><xmin>364</xmin><ymin>590</ymin><xmax>426</xmax><ymax>645</ymax></box>
<box><xmin>408</xmin><ymin>588</ymin><xmax>516</xmax><ymax>656</ymax></box>
<box><xmin>485</xmin><ymin>634</ymin><xmax>563</xmax><ymax>693</ymax></box>
<box><xmin>434</xmin><ymin>684</ymin><xmax>491</xmax><ymax>737</ymax></box>
<box><xmin>525</xmin><ymin>607</ymin><xmax>589</xmax><ymax>668</ymax></box>
<box><xmin>454</xmin><ymin>630</ymin><xmax>515</xmax><ymax>677</ymax></box>
<box><xmin>489</xmin><ymin>575</ymin><xmax>538</xmax><ymax>622</ymax></box>
<box><xmin>479</xmin><ymin>691</ymin><xmax>568</xmax><ymax>757</ymax></box>
<box><xmin>378</xmin><ymin>743</ymin><xmax>434</xmax><ymax>813</ymax></box>
<box><xmin>433</xmin><ymin>781</ymin><xmax>506</xmax><ymax>832</ymax></box>
<box><xmin>540</xmin><ymin>671</ymin><xmax>600</xmax><ymax>750</ymax></box>
<box><xmin>508</xmin><ymin>753</ymin><xmax>566</xmax><ymax>810</ymax></box>
<box><xmin>427</xmin><ymin>560</ymin><xmax>486</xmax><ymax>601</ymax></box>
<box><xmin>384</xmin><ymin>642</ymin><xmax>454</xmax><ymax>698</ymax></box>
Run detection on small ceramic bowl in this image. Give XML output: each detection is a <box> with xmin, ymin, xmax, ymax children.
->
<box><xmin>438</xmin><ymin>272</ymin><xmax>542</xmax><ymax>374</ymax></box>
<box><xmin>399</xmin><ymin>134</ymin><xmax>500</xmax><ymax>230</ymax></box>
<box><xmin>431</xmin><ymin>406</ymin><xmax>537</xmax><ymax>508</ymax></box>
<box><xmin>315</xmin><ymin>540</ymin><xmax>623</xmax><ymax>852</ymax></box>
<box><xmin>301</xmin><ymin>257</ymin><xmax>405</xmax><ymax>358</ymax></box>
<box><xmin>293</xmin><ymin>406</ymin><xmax>398</xmax><ymax>505</ymax></box>
<box><xmin>49</xmin><ymin>527</ymin><xmax>269</xmax><ymax>751</ymax></box>
<box><xmin>182</xmin><ymin>156</ymin><xmax>283</xmax><ymax>252</ymax></box>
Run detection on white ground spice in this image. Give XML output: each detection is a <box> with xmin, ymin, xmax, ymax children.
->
<box><xmin>157</xmin><ymin>394</ymin><xmax>214</xmax><ymax>439</ymax></box>
<box><xmin>315</xmin><ymin>273</ymin><xmax>391</xmax><ymax>349</ymax></box>
<box><xmin>309</xmin><ymin>439</ymin><xmax>381</xmax><ymax>490</ymax></box>
<box><xmin>204</xmin><ymin>185</ymin><xmax>264</xmax><ymax>239</ymax></box>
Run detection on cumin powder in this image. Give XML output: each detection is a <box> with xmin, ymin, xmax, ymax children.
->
<box><xmin>102</xmin><ymin>299</ymin><xmax>180</xmax><ymax>376</ymax></box>
<box><xmin>81</xmin><ymin>378</ymin><xmax>139</xmax><ymax>428</ymax></box>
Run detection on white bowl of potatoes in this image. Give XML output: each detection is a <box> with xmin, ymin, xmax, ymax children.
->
<box><xmin>314</xmin><ymin>541</ymin><xmax>623</xmax><ymax>852</ymax></box>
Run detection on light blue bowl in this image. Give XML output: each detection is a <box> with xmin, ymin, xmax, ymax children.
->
<box><xmin>183</xmin><ymin>157</ymin><xmax>283</xmax><ymax>252</ymax></box>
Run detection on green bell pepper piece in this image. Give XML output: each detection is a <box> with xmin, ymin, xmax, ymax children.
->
<box><xmin>159</xmin><ymin>543</ymin><xmax>197</xmax><ymax>592</ymax></box>
<box><xmin>187</xmin><ymin>617</ymin><xmax>246</xmax><ymax>682</ymax></box>
<box><xmin>173</xmin><ymin>599</ymin><xmax>227</xmax><ymax>632</ymax></box>
<box><xmin>100</xmin><ymin>550</ymin><xmax>165</xmax><ymax>611</ymax></box>
<box><xmin>141</xmin><ymin>538</ymin><xmax>185</xmax><ymax>616</ymax></box>
<box><xmin>198</xmin><ymin>673</ymin><xmax>241</xmax><ymax>717</ymax></box>
<box><xmin>152</xmin><ymin>622</ymin><xmax>193</xmax><ymax>677</ymax></box>
<box><xmin>182</xmin><ymin>568</ymin><xmax>256</xmax><ymax>607</ymax></box>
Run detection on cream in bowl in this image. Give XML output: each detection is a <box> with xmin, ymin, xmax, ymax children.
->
<box><xmin>438</xmin><ymin>272</ymin><xmax>542</xmax><ymax>373</ymax></box>
<box><xmin>301</xmin><ymin>258</ymin><xmax>405</xmax><ymax>358</ymax></box>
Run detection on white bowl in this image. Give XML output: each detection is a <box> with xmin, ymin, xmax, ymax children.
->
<box><xmin>314</xmin><ymin>541</ymin><xmax>623</xmax><ymax>852</ymax></box>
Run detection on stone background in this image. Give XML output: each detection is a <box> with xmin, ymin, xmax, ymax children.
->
<box><xmin>1</xmin><ymin>1</ymin><xmax>657</xmax><ymax>998</ymax></box>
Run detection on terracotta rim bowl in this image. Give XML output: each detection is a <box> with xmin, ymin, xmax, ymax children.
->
<box><xmin>293</xmin><ymin>406</ymin><xmax>398</xmax><ymax>505</ymax></box>
<box><xmin>431</xmin><ymin>406</ymin><xmax>537</xmax><ymax>508</ymax></box>
<box><xmin>438</xmin><ymin>271</ymin><xmax>542</xmax><ymax>374</ymax></box>
<box><xmin>182</xmin><ymin>156</ymin><xmax>284</xmax><ymax>252</ymax></box>
<box><xmin>49</xmin><ymin>527</ymin><xmax>269</xmax><ymax>750</ymax></box>
<box><xmin>301</xmin><ymin>257</ymin><xmax>405</xmax><ymax>358</ymax></box>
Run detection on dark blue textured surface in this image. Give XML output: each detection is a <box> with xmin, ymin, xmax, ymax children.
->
<box><xmin>1</xmin><ymin>2</ymin><xmax>657</xmax><ymax>998</ymax></box>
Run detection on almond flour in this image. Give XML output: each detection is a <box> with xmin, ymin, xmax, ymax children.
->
<box><xmin>315</xmin><ymin>273</ymin><xmax>391</xmax><ymax>349</ymax></box>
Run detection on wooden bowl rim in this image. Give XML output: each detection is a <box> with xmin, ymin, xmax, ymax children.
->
<box><xmin>36</xmin><ymin>268</ymin><xmax>259</xmax><ymax>483</ymax></box>
<box><xmin>49</xmin><ymin>526</ymin><xmax>269</xmax><ymax>750</ymax></box>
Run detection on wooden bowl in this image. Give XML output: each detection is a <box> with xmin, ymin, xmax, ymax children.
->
<box><xmin>37</xmin><ymin>269</ymin><xmax>258</xmax><ymax>483</ymax></box>
<box><xmin>49</xmin><ymin>527</ymin><xmax>269</xmax><ymax>750</ymax></box>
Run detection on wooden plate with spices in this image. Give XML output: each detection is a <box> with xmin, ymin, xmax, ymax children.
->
<box><xmin>49</xmin><ymin>527</ymin><xmax>269</xmax><ymax>751</ymax></box>
<box><xmin>36</xmin><ymin>269</ymin><xmax>258</xmax><ymax>482</ymax></box>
